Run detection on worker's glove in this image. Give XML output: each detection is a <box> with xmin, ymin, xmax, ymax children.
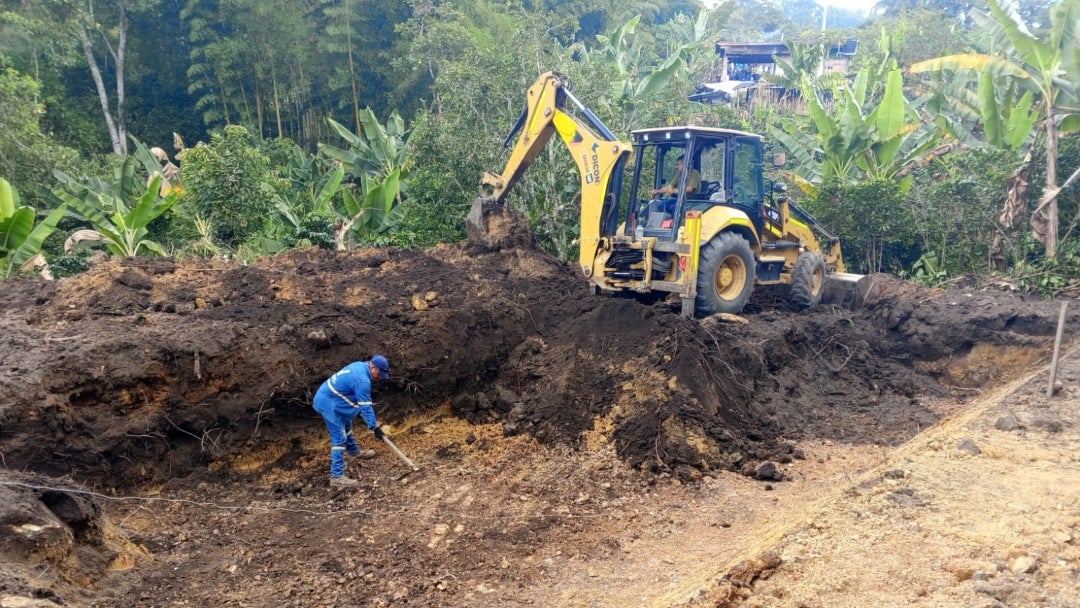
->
<box><xmin>372</xmin><ymin>426</ymin><xmax>386</xmax><ymax>440</ymax></box>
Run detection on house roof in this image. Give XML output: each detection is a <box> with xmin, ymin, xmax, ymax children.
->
<box><xmin>714</xmin><ymin>40</ymin><xmax>859</xmax><ymax>64</ymax></box>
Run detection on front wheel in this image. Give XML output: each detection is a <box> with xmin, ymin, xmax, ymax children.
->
<box><xmin>696</xmin><ymin>232</ymin><xmax>756</xmax><ymax>316</ymax></box>
<box><xmin>789</xmin><ymin>252</ymin><xmax>826</xmax><ymax>310</ymax></box>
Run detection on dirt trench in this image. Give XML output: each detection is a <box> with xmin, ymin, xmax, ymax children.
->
<box><xmin>0</xmin><ymin>243</ymin><xmax>1074</xmax><ymax>606</ymax></box>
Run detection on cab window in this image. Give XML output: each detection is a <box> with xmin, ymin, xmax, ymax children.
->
<box><xmin>695</xmin><ymin>142</ymin><xmax>726</xmax><ymax>201</ymax></box>
<box><xmin>733</xmin><ymin>137</ymin><xmax>762</xmax><ymax>206</ymax></box>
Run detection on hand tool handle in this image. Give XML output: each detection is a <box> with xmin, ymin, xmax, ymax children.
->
<box><xmin>381</xmin><ymin>435</ymin><xmax>419</xmax><ymax>471</ymax></box>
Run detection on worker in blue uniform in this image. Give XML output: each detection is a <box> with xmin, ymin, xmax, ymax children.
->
<box><xmin>312</xmin><ymin>355</ymin><xmax>391</xmax><ymax>487</ymax></box>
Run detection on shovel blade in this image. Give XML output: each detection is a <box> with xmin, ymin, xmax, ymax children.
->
<box><xmin>391</xmin><ymin>466</ymin><xmax>421</xmax><ymax>482</ymax></box>
<box><xmin>466</xmin><ymin>197</ymin><xmax>534</xmax><ymax>251</ymax></box>
<box><xmin>822</xmin><ymin>272</ymin><xmax>878</xmax><ymax>308</ymax></box>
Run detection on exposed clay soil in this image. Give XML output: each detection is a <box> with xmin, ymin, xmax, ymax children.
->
<box><xmin>1</xmin><ymin>242</ymin><xmax>1077</xmax><ymax>607</ymax></box>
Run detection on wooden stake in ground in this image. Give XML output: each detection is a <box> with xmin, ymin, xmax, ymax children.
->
<box><xmin>1047</xmin><ymin>301</ymin><xmax>1068</xmax><ymax>397</ymax></box>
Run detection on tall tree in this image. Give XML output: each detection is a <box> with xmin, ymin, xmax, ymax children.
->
<box><xmin>317</xmin><ymin>0</ymin><xmax>410</xmax><ymax>135</ymax></box>
<box><xmin>721</xmin><ymin>0</ymin><xmax>796</xmax><ymax>40</ymax></box>
<box><xmin>184</xmin><ymin>0</ymin><xmax>318</xmax><ymax>143</ymax></box>
<box><xmin>243</xmin><ymin>0</ymin><xmax>315</xmax><ymax>140</ymax></box>
<box><xmin>73</xmin><ymin>0</ymin><xmax>162</xmax><ymax>155</ymax></box>
<box><xmin>123</xmin><ymin>0</ymin><xmax>205</xmax><ymax>149</ymax></box>
<box><xmin>183</xmin><ymin>0</ymin><xmax>244</xmax><ymax>127</ymax></box>
<box><xmin>319</xmin><ymin>0</ymin><xmax>365</xmax><ymax>134</ymax></box>
<box><xmin>0</xmin><ymin>0</ymin><xmax>81</xmax><ymax>81</ymax></box>
<box><xmin>781</xmin><ymin>0</ymin><xmax>824</xmax><ymax>28</ymax></box>
<box><xmin>873</xmin><ymin>0</ymin><xmax>975</xmax><ymax>19</ymax></box>
<box><xmin>851</xmin><ymin>8</ymin><xmax>972</xmax><ymax>71</ymax></box>
<box><xmin>3</xmin><ymin>0</ymin><xmax>154</xmax><ymax>155</ymax></box>
<box><xmin>873</xmin><ymin>0</ymin><xmax>1058</xmax><ymax>25</ymax></box>
<box><xmin>533</xmin><ymin>0</ymin><xmax>699</xmax><ymax>35</ymax></box>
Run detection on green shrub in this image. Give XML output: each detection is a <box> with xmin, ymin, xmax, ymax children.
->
<box><xmin>180</xmin><ymin>126</ymin><xmax>273</xmax><ymax>247</ymax></box>
<box><xmin>913</xmin><ymin>147</ymin><xmax>1018</xmax><ymax>275</ymax></box>
<box><xmin>806</xmin><ymin>177</ymin><xmax>920</xmax><ymax>274</ymax></box>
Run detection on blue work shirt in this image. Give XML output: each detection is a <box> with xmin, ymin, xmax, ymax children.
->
<box><xmin>313</xmin><ymin>361</ymin><xmax>377</xmax><ymax>429</ymax></box>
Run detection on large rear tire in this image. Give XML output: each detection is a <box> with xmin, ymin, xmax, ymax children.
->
<box><xmin>789</xmin><ymin>252</ymin><xmax>826</xmax><ymax>310</ymax></box>
<box><xmin>696</xmin><ymin>232</ymin><xmax>755</xmax><ymax>316</ymax></box>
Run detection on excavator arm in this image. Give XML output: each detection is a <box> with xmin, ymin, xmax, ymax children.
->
<box><xmin>469</xmin><ymin>72</ymin><xmax>632</xmax><ymax>276</ymax></box>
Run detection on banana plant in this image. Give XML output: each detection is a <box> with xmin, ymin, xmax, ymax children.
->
<box><xmin>770</xmin><ymin>65</ymin><xmax>939</xmax><ymax>196</ymax></box>
<box><xmin>582</xmin><ymin>11</ymin><xmax>708</xmax><ymax>126</ymax></box>
<box><xmin>919</xmin><ymin>71</ymin><xmax>1039</xmax><ymax>152</ymax></box>
<box><xmin>52</xmin><ymin>158</ymin><xmax>176</xmax><ymax>257</ymax></box>
<box><xmin>334</xmin><ymin>169</ymin><xmax>405</xmax><ymax>250</ymax></box>
<box><xmin>762</xmin><ymin>39</ymin><xmax>846</xmax><ymax>96</ymax></box>
<box><xmin>908</xmin><ymin>0</ymin><xmax>1080</xmax><ymax>256</ymax></box>
<box><xmin>269</xmin><ymin>162</ymin><xmax>344</xmax><ymax>229</ymax></box>
<box><xmin>319</xmin><ymin>110</ymin><xmax>413</xmax><ymax>249</ymax></box>
<box><xmin>258</xmin><ymin>160</ymin><xmax>345</xmax><ymax>252</ymax></box>
<box><xmin>127</xmin><ymin>136</ymin><xmax>184</xmax><ymax>196</ymax></box>
<box><xmin>320</xmin><ymin>109</ymin><xmax>412</xmax><ymax>185</ymax></box>
<box><xmin>0</xmin><ymin>178</ymin><xmax>66</xmax><ymax>278</ymax></box>
<box><xmin>592</xmin><ymin>13</ymin><xmax>702</xmax><ymax>100</ymax></box>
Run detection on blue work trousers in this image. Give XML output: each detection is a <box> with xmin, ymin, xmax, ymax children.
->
<box><xmin>315</xmin><ymin>408</ymin><xmax>361</xmax><ymax>478</ymax></box>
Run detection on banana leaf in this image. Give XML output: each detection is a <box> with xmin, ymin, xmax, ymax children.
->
<box><xmin>314</xmin><ymin>164</ymin><xmax>345</xmax><ymax>214</ymax></box>
<box><xmin>1</xmin><ymin>178</ymin><xmax>66</xmax><ymax>273</ymax></box>
<box><xmin>910</xmin><ymin>55</ymin><xmax>1032</xmax><ymax>83</ymax></box>
<box><xmin>9</xmin><ymin>207</ymin><xmax>66</xmax><ymax>269</ymax></box>
<box><xmin>0</xmin><ymin>207</ymin><xmax>34</xmax><ymax>257</ymax></box>
<box><xmin>1005</xmin><ymin>91</ymin><xmax>1038</xmax><ymax>150</ymax></box>
<box><xmin>0</xmin><ymin>177</ymin><xmax>17</xmax><ymax>219</ymax></box>
<box><xmin>128</xmin><ymin>176</ymin><xmax>175</xmax><ymax>231</ymax></box>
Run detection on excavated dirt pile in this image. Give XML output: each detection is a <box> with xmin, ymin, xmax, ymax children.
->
<box><xmin>0</xmin><ymin>241</ymin><xmax>1075</xmax><ymax>606</ymax></box>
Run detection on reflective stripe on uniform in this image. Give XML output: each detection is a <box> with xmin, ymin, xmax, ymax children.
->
<box><xmin>328</xmin><ymin>378</ymin><xmax>373</xmax><ymax>409</ymax></box>
<box><xmin>327</xmin><ymin>380</ymin><xmax>355</xmax><ymax>406</ymax></box>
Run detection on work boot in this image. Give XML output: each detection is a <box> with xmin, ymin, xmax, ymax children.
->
<box><xmin>329</xmin><ymin>475</ymin><xmax>359</xmax><ymax>488</ymax></box>
<box><xmin>350</xmin><ymin>448</ymin><xmax>376</xmax><ymax>459</ymax></box>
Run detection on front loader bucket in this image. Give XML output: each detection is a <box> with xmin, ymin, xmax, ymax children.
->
<box><xmin>466</xmin><ymin>197</ymin><xmax>534</xmax><ymax>251</ymax></box>
<box><xmin>821</xmin><ymin>272</ymin><xmax>878</xmax><ymax>309</ymax></box>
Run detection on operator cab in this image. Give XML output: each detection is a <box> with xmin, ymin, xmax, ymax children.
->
<box><xmin>628</xmin><ymin>126</ymin><xmax>767</xmax><ymax>241</ymax></box>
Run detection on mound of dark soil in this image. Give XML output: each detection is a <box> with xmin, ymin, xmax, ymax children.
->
<box><xmin>1</xmin><ymin>242</ymin><xmax>1075</xmax><ymax>606</ymax></box>
<box><xmin>0</xmin><ymin>247</ymin><xmax>1073</xmax><ymax>489</ymax></box>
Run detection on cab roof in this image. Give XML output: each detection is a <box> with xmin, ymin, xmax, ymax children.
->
<box><xmin>630</xmin><ymin>126</ymin><xmax>762</xmax><ymax>141</ymax></box>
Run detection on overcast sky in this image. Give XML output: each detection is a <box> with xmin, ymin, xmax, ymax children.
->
<box><xmin>703</xmin><ymin>0</ymin><xmax>877</xmax><ymax>15</ymax></box>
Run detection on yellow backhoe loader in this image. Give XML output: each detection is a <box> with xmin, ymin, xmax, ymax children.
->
<box><xmin>468</xmin><ymin>71</ymin><xmax>872</xmax><ymax>317</ymax></box>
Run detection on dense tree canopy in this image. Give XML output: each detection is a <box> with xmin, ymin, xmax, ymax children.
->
<box><xmin>0</xmin><ymin>0</ymin><xmax>1078</xmax><ymax>294</ymax></box>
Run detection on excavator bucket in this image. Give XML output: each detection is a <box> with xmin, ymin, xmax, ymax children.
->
<box><xmin>821</xmin><ymin>272</ymin><xmax>878</xmax><ymax>309</ymax></box>
<box><xmin>466</xmin><ymin>197</ymin><xmax>534</xmax><ymax>251</ymax></box>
